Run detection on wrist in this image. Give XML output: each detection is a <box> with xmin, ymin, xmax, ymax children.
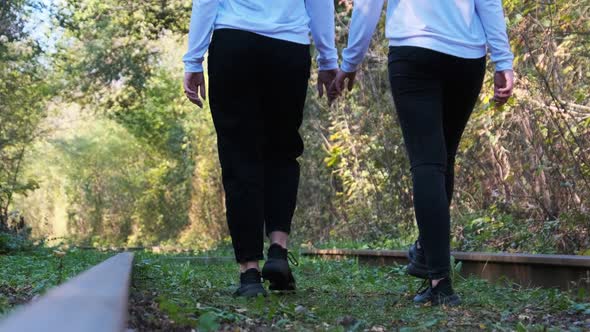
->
<box><xmin>318</xmin><ymin>58</ymin><xmax>339</xmax><ymax>71</ymax></box>
<box><xmin>340</xmin><ymin>60</ymin><xmax>359</xmax><ymax>74</ymax></box>
<box><xmin>184</xmin><ymin>62</ymin><xmax>204</xmax><ymax>73</ymax></box>
<box><xmin>495</xmin><ymin>60</ymin><xmax>513</xmax><ymax>73</ymax></box>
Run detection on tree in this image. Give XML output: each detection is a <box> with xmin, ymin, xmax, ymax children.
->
<box><xmin>0</xmin><ymin>0</ymin><xmax>50</xmax><ymax>230</ymax></box>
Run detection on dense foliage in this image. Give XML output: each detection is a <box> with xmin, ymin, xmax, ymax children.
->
<box><xmin>299</xmin><ymin>0</ymin><xmax>590</xmax><ymax>254</ymax></box>
<box><xmin>1</xmin><ymin>0</ymin><xmax>589</xmax><ymax>254</ymax></box>
<box><xmin>0</xmin><ymin>0</ymin><xmax>48</xmax><ymax>231</ymax></box>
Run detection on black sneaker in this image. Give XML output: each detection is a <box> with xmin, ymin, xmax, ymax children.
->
<box><xmin>413</xmin><ymin>278</ymin><xmax>461</xmax><ymax>306</ymax></box>
<box><xmin>261</xmin><ymin>244</ymin><xmax>298</xmax><ymax>292</ymax></box>
<box><xmin>234</xmin><ymin>268</ymin><xmax>267</xmax><ymax>298</ymax></box>
<box><xmin>407</xmin><ymin>240</ymin><xmax>428</xmax><ymax>279</ymax></box>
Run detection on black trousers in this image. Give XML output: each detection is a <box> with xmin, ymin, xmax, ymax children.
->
<box><xmin>388</xmin><ymin>46</ymin><xmax>486</xmax><ymax>279</ymax></box>
<box><xmin>208</xmin><ymin>29</ymin><xmax>311</xmax><ymax>263</ymax></box>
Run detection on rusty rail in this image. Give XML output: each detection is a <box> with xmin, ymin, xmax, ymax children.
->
<box><xmin>0</xmin><ymin>252</ymin><xmax>134</xmax><ymax>332</ymax></box>
<box><xmin>301</xmin><ymin>248</ymin><xmax>590</xmax><ymax>290</ymax></box>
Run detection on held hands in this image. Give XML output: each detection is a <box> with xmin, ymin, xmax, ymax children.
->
<box><xmin>184</xmin><ymin>72</ymin><xmax>206</xmax><ymax>108</ymax></box>
<box><xmin>332</xmin><ymin>69</ymin><xmax>357</xmax><ymax>95</ymax></box>
<box><xmin>326</xmin><ymin>69</ymin><xmax>357</xmax><ymax>103</ymax></box>
<box><xmin>317</xmin><ymin>69</ymin><xmax>338</xmax><ymax>105</ymax></box>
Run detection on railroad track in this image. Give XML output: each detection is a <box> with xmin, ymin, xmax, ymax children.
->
<box><xmin>301</xmin><ymin>248</ymin><xmax>590</xmax><ymax>291</ymax></box>
<box><xmin>0</xmin><ymin>253</ymin><xmax>134</xmax><ymax>332</ymax></box>
<box><xmin>0</xmin><ymin>250</ymin><xmax>233</xmax><ymax>332</ymax></box>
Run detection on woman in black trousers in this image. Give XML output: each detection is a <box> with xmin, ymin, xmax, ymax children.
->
<box><xmin>332</xmin><ymin>0</ymin><xmax>515</xmax><ymax>305</ymax></box>
<box><xmin>183</xmin><ymin>0</ymin><xmax>338</xmax><ymax>297</ymax></box>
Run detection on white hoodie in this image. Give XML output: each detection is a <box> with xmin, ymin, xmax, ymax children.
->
<box><xmin>183</xmin><ymin>0</ymin><xmax>338</xmax><ymax>72</ymax></box>
<box><xmin>341</xmin><ymin>0</ymin><xmax>514</xmax><ymax>72</ymax></box>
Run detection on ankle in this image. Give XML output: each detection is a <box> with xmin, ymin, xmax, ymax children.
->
<box><xmin>239</xmin><ymin>261</ymin><xmax>260</xmax><ymax>273</ymax></box>
<box><xmin>269</xmin><ymin>231</ymin><xmax>288</xmax><ymax>249</ymax></box>
<box><xmin>431</xmin><ymin>278</ymin><xmax>444</xmax><ymax>288</ymax></box>
<box><xmin>271</xmin><ymin>241</ymin><xmax>287</xmax><ymax>250</ymax></box>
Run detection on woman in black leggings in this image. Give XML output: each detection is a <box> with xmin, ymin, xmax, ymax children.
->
<box><xmin>332</xmin><ymin>0</ymin><xmax>514</xmax><ymax>305</ymax></box>
<box><xmin>183</xmin><ymin>0</ymin><xmax>338</xmax><ymax>297</ymax></box>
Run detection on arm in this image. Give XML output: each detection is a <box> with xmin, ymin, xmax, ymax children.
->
<box><xmin>331</xmin><ymin>0</ymin><xmax>385</xmax><ymax>95</ymax></box>
<box><xmin>306</xmin><ymin>0</ymin><xmax>339</xmax><ymax>71</ymax></box>
<box><xmin>182</xmin><ymin>0</ymin><xmax>219</xmax><ymax>108</ymax></box>
<box><xmin>474</xmin><ymin>0</ymin><xmax>514</xmax><ymax>72</ymax></box>
<box><xmin>341</xmin><ymin>0</ymin><xmax>386</xmax><ymax>73</ymax></box>
<box><xmin>475</xmin><ymin>0</ymin><xmax>514</xmax><ymax>105</ymax></box>
<box><xmin>306</xmin><ymin>0</ymin><xmax>339</xmax><ymax>102</ymax></box>
<box><xmin>182</xmin><ymin>0</ymin><xmax>219</xmax><ymax>73</ymax></box>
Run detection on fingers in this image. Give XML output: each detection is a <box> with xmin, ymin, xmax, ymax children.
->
<box><xmin>493</xmin><ymin>90</ymin><xmax>510</xmax><ymax>105</ymax></box>
<box><xmin>184</xmin><ymin>87</ymin><xmax>203</xmax><ymax>108</ymax></box>
<box><xmin>347</xmin><ymin>76</ymin><xmax>355</xmax><ymax>91</ymax></box>
<box><xmin>184</xmin><ymin>82</ymin><xmax>202</xmax><ymax>108</ymax></box>
<box><xmin>495</xmin><ymin>70</ymin><xmax>514</xmax><ymax>96</ymax></box>
<box><xmin>185</xmin><ymin>90</ymin><xmax>203</xmax><ymax>108</ymax></box>
<box><xmin>334</xmin><ymin>74</ymin><xmax>344</xmax><ymax>94</ymax></box>
<box><xmin>493</xmin><ymin>89</ymin><xmax>509</xmax><ymax>106</ymax></box>
<box><xmin>199</xmin><ymin>80</ymin><xmax>207</xmax><ymax>100</ymax></box>
<box><xmin>327</xmin><ymin>81</ymin><xmax>339</xmax><ymax>105</ymax></box>
<box><xmin>325</xmin><ymin>70</ymin><xmax>357</xmax><ymax>105</ymax></box>
<box><xmin>333</xmin><ymin>71</ymin><xmax>355</xmax><ymax>92</ymax></box>
<box><xmin>497</xmin><ymin>77</ymin><xmax>513</xmax><ymax>95</ymax></box>
<box><xmin>184</xmin><ymin>72</ymin><xmax>206</xmax><ymax>108</ymax></box>
<box><xmin>324</xmin><ymin>82</ymin><xmax>333</xmax><ymax>100</ymax></box>
<box><xmin>494</xmin><ymin>92</ymin><xmax>511</xmax><ymax>103</ymax></box>
<box><xmin>184</xmin><ymin>79</ymin><xmax>197</xmax><ymax>96</ymax></box>
<box><xmin>492</xmin><ymin>71</ymin><xmax>514</xmax><ymax>107</ymax></box>
<box><xmin>328</xmin><ymin>87</ymin><xmax>338</xmax><ymax>106</ymax></box>
<box><xmin>497</xmin><ymin>80</ymin><xmax>512</xmax><ymax>93</ymax></box>
<box><xmin>492</xmin><ymin>95</ymin><xmax>509</xmax><ymax>106</ymax></box>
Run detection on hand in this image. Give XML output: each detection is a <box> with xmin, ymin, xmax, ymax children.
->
<box><xmin>493</xmin><ymin>70</ymin><xmax>514</xmax><ymax>106</ymax></box>
<box><xmin>330</xmin><ymin>69</ymin><xmax>357</xmax><ymax>98</ymax></box>
<box><xmin>317</xmin><ymin>69</ymin><xmax>338</xmax><ymax>104</ymax></box>
<box><xmin>183</xmin><ymin>72</ymin><xmax>206</xmax><ymax>108</ymax></box>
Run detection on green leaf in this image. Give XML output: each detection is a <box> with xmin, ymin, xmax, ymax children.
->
<box><xmin>197</xmin><ymin>312</ymin><xmax>219</xmax><ymax>332</ymax></box>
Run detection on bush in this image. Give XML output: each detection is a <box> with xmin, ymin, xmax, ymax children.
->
<box><xmin>0</xmin><ymin>232</ymin><xmax>34</xmax><ymax>254</ymax></box>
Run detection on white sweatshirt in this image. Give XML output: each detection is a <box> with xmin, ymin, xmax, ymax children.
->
<box><xmin>183</xmin><ymin>0</ymin><xmax>338</xmax><ymax>73</ymax></box>
<box><xmin>341</xmin><ymin>0</ymin><xmax>514</xmax><ymax>73</ymax></box>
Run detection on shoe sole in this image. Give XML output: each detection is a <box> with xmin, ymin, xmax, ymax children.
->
<box><xmin>413</xmin><ymin>293</ymin><xmax>461</xmax><ymax>307</ymax></box>
<box><xmin>262</xmin><ymin>259</ymin><xmax>296</xmax><ymax>291</ymax></box>
<box><xmin>432</xmin><ymin>294</ymin><xmax>461</xmax><ymax>307</ymax></box>
<box><xmin>234</xmin><ymin>283</ymin><xmax>267</xmax><ymax>298</ymax></box>
<box><xmin>414</xmin><ymin>297</ymin><xmax>462</xmax><ymax>307</ymax></box>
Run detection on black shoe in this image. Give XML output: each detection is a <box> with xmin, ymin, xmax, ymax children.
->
<box><xmin>262</xmin><ymin>244</ymin><xmax>297</xmax><ymax>292</ymax></box>
<box><xmin>407</xmin><ymin>240</ymin><xmax>429</xmax><ymax>279</ymax></box>
<box><xmin>413</xmin><ymin>278</ymin><xmax>461</xmax><ymax>306</ymax></box>
<box><xmin>234</xmin><ymin>268</ymin><xmax>267</xmax><ymax>298</ymax></box>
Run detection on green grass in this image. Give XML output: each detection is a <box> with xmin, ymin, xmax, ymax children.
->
<box><xmin>1</xmin><ymin>248</ymin><xmax>588</xmax><ymax>331</ymax></box>
<box><xmin>0</xmin><ymin>248</ymin><xmax>114</xmax><ymax>315</ymax></box>
<box><xmin>131</xmin><ymin>251</ymin><xmax>590</xmax><ymax>331</ymax></box>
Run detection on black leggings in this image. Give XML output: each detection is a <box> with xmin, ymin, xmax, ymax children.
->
<box><xmin>388</xmin><ymin>46</ymin><xmax>486</xmax><ymax>279</ymax></box>
<box><xmin>208</xmin><ymin>29</ymin><xmax>311</xmax><ymax>263</ymax></box>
